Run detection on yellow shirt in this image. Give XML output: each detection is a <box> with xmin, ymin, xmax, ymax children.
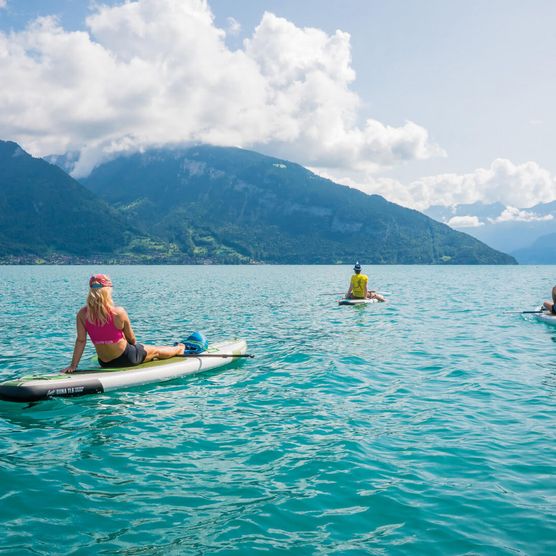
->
<box><xmin>350</xmin><ymin>273</ymin><xmax>368</xmax><ymax>298</ymax></box>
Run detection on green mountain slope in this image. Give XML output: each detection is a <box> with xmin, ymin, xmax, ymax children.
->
<box><xmin>82</xmin><ymin>145</ymin><xmax>516</xmax><ymax>264</ymax></box>
<box><xmin>0</xmin><ymin>141</ymin><xmax>179</xmax><ymax>262</ymax></box>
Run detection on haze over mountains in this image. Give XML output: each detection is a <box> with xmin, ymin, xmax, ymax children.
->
<box><xmin>424</xmin><ymin>202</ymin><xmax>556</xmax><ymax>263</ymax></box>
<box><xmin>1</xmin><ymin>139</ymin><xmax>515</xmax><ymax>265</ymax></box>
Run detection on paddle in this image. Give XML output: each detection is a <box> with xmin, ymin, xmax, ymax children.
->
<box><xmin>179</xmin><ymin>353</ymin><xmax>255</xmax><ymax>358</ymax></box>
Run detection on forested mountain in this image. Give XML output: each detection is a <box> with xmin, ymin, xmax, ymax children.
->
<box><xmin>81</xmin><ymin>145</ymin><xmax>516</xmax><ymax>264</ymax></box>
<box><xmin>0</xmin><ymin>141</ymin><xmax>177</xmax><ymax>262</ymax></box>
<box><xmin>0</xmin><ymin>140</ymin><xmax>516</xmax><ymax>264</ymax></box>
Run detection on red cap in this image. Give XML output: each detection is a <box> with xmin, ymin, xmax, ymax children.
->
<box><xmin>89</xmin><ymin>274</ymin><xmax>113</xmax><ymax>288</ymax></box>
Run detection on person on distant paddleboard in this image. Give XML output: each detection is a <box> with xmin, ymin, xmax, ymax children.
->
<box><xmin>61</xmin><ymin>274</ymin><xmax>185</xmax><ymax>373</ymax></box>
<box><xmin>542</xmin><ymin>286</ymin><xmax>556</xmax><ymax>314</ymax></box>
<box><xmin>345</xmin><ymin>262</ymin><xmax>385</xmax><ymax>302</ymax></box>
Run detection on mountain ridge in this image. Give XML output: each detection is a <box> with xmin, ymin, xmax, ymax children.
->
<box><xmin>81</xmin><ymin>145</ymin><xmax>516</xmax><ymax>265</ymax></box>
<box><xmin>0</xmin><ymin>140</ymin><xmax>184</xmax><ymax>263</ymax></box>
<box><xmin>0</xmin><ymin>140</ymin><xmax>516</xmax><ymax>264</ymax></box>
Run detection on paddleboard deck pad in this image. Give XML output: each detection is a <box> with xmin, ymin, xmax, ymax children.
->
<box><xmin>338</xmin><ymin>298</ymin><xmax>379</xmax><ymax>306</ymax></box>
<box><xmin>0</xmin><ymin>338</ymin><xmax>247</xmax><ymax>403</ymax></box>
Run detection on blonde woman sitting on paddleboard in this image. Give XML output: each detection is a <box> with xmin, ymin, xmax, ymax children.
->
<box><xmin>61</xmin><ymin>274</ymin><xmax>185</xmax><ymax>373</ymax></box>
<box><xmin>345</xmin><ymin>262</ymin><xmax>385</xmax><ymax>302</ymax></box>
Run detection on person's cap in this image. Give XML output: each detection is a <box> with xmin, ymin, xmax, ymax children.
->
<box><xmin>353</xmin><ymin>262</ymin><xmax>362</xmax><ymax>271</ymax></box>
<box><xmin>89</xmin><ymin>274</ymin><xmax>113</xmax><ymax>288</ymax></box>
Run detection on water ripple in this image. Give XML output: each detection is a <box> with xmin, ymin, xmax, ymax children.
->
<box><xmin>0</xmin><ymin>265</ymin><xmax>555</xmax><ymax>554</ymax></box>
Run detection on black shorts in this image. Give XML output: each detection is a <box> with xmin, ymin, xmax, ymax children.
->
<box><xmin>551</xmin><ymin>305</ymin><xmax>556</xmax><ymax>315</ymax></box>
<box><xmin>99</xmin><ymin>343</ymin><xmax>147</xmax><ymax>368</ymax></box>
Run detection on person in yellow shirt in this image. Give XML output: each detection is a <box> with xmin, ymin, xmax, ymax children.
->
<box><xmin>345</xmin><ymin>262</ymin><xmax>385</xmax><ymax>301</ymax></box>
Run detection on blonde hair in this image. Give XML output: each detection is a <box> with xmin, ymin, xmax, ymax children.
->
<box><xmin>86</xmin><ymin>285</ymin><xmax>115</xmax><ymax>325</ymax></box>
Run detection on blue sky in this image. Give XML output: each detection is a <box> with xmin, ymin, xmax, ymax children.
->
<box><xmin>1</xmin><ymin>0</ymin><xmax>555</xmax><ymax>214</ymax></box>
<box><xmin>214</xmin><ymin>0</ymin><xmax>556</xmax><ymax>182</ymax></box>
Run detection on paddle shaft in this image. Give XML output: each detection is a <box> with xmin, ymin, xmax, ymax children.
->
<box><xmin>179</xmin><ymin>353</ymin><xmax>254</xmax><ymax>358</ymax></box>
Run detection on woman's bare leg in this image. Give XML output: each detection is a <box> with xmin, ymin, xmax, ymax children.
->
<box><xmin>367</xmin><ymin>291</ymin><xmax>386</xmax><ymax>302</ymax></box>
<box><xmin>143</xmin><ymin>343</ymin><xmax>185</xmax><ymax>362</ymax></box>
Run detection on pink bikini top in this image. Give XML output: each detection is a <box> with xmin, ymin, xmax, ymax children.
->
<box><xmin>84</xmin><ymin>312</ymin><xmax>125</xmax><ymax>345</ymax></box>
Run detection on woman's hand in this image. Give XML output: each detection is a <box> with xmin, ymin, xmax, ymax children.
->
<box><xmin>62</xmin><ymin>312</ymin><xmax>87</xmax><ymax>374</ymax></box>
<box><xmin>61</xmin><ymin>365</ymin><xmax>77</xmax><ymax>374</ymax></box>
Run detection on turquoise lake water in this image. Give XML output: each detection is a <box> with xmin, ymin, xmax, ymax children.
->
<box><xmin>0</xmin><ymin>265</ymin><xmax>555</xmax><ymax>555</ymax></box>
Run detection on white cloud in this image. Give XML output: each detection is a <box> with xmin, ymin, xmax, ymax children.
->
<box><xmin>334</xmin><ymin>158</ymin><xmax>556</xmax><ymax>210</ymax></box>
<box><xmin>489</xmin><ymin>206</ymin><xmax>554</xmax><ymax>223</ymax></box>
<box><xmin>411</xmin><ymin>159</ymin><xmax>556</xmax><ymax>209</ymax></box>
<box><xmin>447</xmin><ymin>215</ymin><xmax>484</xmax><ymax>228</ymax></box>
<box><xmin>226</xmin><ymin>17</ymin><xmax>241</xmax><ymax>35</ymax></box>
<box><xmin>244</xmin><ymin>13</ymin><xmax>444</xmax><ymax>170</ymax></box>
<box><xmin>0</xmin><ymin>1</ymin><xmax>6</xmax><ymax>10</ymax></box>
<box><xmin>0</xmin><ymin>0</ymin><xmax>441</xmax><ymax>176</ymax></box>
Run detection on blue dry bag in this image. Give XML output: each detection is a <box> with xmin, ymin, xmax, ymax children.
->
<box><xmin>183</xmin><ymin>331</ymin><xmax>208</xmax><ymax>354</ymax></box>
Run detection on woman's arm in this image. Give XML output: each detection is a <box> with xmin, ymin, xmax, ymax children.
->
<box><xmin>61</xmin><ymin>312</ymin><xmax>87</xmax><ymax>373</ymax></box>
<box><xmin>118</xmin><ymin>308</ymin><xmax>137</xmax><ymax>345</ymax></box>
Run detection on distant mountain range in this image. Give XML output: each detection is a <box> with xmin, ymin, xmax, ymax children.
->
<box><xmin>424</xmin><ymin>202</ymin><xmax>556</xmax><ymax>263</ymax></box>
<box><xmin>512</xmin><ymin>233</ymin><xmax>556</xmax><ymax>264</ymax></box>
<box><xmin>1</xmin><ymin>140</ymin><xmax>515</xmax><ymax>264</ymax></box>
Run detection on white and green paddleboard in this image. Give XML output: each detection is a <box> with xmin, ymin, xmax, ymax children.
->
<box><xmin>338</xmin><ymin>298</ymin><xmax>379</xmax><ymax>306</ymax></box>
<box><xmin>534</xmin><ymin>311</ymin><xmax>556</xmax><ymax>326</ymax></box>
<box><xmin>0</xmin><ymin>338</ymin><xmax>248</xmax><ymax>403</ymax></box>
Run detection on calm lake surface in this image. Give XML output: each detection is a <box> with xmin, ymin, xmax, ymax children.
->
<box><xmin>0</xmin><ymin>265</ymin><xmax>555</xmax><ymax>555</ymax></box>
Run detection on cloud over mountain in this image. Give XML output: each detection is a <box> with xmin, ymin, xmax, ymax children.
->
<box><xmin>0</xmin><ymin>0</ymin><xmax>441</xmax><ymax>176</ymax></box>
<box><xmin>446</xmin><ymin>215</ymin><xmax>484</xmax><ymax>228</ymax></box>
<box><xmin>489</xmin><ymin>206</ymin><xmax>554</xmax><ymax>223</ymax></box>
<box><xmin>351</xmin><ymin>158</ymin><xmax>556</xmax><ymax>210</ymax></box>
